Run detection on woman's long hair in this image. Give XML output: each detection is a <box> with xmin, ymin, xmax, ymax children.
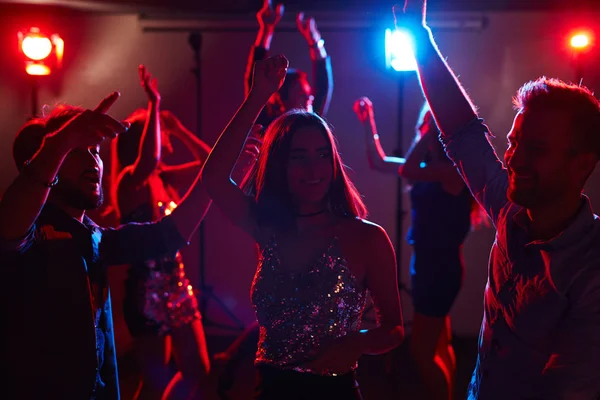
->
<box><xmin>243</xmin><ymin>110</ymin><xmax>367</xmax><ymax>232</ymax></box>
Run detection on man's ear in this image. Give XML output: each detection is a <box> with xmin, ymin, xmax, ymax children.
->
<box><xmin>576</xmin><ymin>152</ymin><xmax>598</xmax><ymax>184</ymax></box>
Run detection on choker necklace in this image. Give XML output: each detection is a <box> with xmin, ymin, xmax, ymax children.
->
<box><xmin>296</xmin><ymin>209</ymin><xmax>326</xmax><ymax>217</ymax></box>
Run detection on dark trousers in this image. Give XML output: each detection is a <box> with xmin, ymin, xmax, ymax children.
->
<box><xmin>254</xmin><ymin>365</ymin><xmax>363</xmax><ymax>400</ymax></box>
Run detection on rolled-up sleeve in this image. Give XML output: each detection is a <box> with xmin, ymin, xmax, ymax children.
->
<box><xmin>440</xmin><ymin>118</ymin><xmax>509</xmax><ymax>226</ymax></box>
<box><xmin>99</xmin><ymin>216</ymin><xmax>188</xmax><ymax>266</ymax></box>
<box><xmin>539</xmin><ymin>273</ymin><xmax>600</xmax><ymax>400</ymax></box>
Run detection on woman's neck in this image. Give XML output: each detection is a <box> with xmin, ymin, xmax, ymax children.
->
<box><xmin>295</xmin><ymin>211</ymin><xmax>337</xmax><ymax>234</ymax></box>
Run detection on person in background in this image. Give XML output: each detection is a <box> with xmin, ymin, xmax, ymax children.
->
<box><xmin>245</xmin><ymin>0</ymin><xmax>333</xmax><ymax>128</ymax></box>
<box><xmin>355</xmin><ymin>97</ymin><xmax>487</xmax><ymax>400</ymax></box>
<box><xmin>110</xmin><ymin>65</ymin><xmax>213</xmax><ymax>400</ymax></box>
<box><xmin>110</xmin><ymin>65</ymin><xmax>260</xmax><ymax>400</ymax></box>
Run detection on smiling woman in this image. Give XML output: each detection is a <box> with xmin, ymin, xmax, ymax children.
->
<box><xmin>249</xmin><ymin>110</ymin><xmax>364</xmax><ymax>232</ymax></box>
<box><xmin>201</xmin><ymin>55</ymin><xmax>405</xmax><ymax>399</ymax></box>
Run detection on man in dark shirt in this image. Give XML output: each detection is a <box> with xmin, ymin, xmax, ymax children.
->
<box><xmin>0</xmin><ymin>92</ymin><xmax>212</xmax><ymax>399</ymax></box>
<box><xmin>244</xmin><ymin>0</ymin><xmax>334</xmax><ymax>129</ymax></box>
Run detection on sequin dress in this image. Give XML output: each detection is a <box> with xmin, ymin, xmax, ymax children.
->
<box><xmin>251</xmin><ymin>236</ymin><xmax>367</xmax><ymax>376</ymax></box>
<box><xmin>122</xmin><ymin>200</ymin><xmax>200</xmax><ymax>337</ymax></box>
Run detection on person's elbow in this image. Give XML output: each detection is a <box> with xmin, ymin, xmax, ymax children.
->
<box><xmin>390</xmin><ymin>323</ymin><xmax>405</xmax><ymax>347</ymax></box>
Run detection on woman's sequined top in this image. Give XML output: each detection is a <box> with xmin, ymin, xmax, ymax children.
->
<box><xmin>122</xmin><ymin>199</ymin><xmax>200</xmax><ymax>336</ymax></box>
<box><xmin>251</xmin><ymin>236</ymin><xmax>367</xmax><ymax>375</ymax></box>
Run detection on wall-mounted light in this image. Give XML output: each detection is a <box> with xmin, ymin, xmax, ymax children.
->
<box><xmin>385</xmin><ymin>28</ymin><xmax>417</xmax><ymax>72</ymax></box>
<box><xmin>18</xmin><ymin>27</ymin><xmax>64</xmax><ymax>117</ymax></box>
<box><xmin>568</xmin><ymin>30</ymin><xmax>594</xmax><ymax>83</ymax></box>
<box><xmin>18</xmin><ymin>27</ymin><xmax>64</xmax><ymax>76</ymax></box>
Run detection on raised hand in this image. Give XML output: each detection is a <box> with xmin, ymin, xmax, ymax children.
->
<box><xmin>296</xmin><ymin>12</ymin><xmax>321</xmax><ymax>45</ymax></box>
<box><xmin>394</xmin><ymin>1</ymin><xmax>427</xmax><ymax>28</ymax></box>
<box><xmin>160</xmin><ymin>110</ymin><xmax>184</xmax><ymax>136</ymax></box>
<box><xmin>58</xmin><ymin>92</ymin><xmax>130</xmax><ymax>150</ymax></box>
<box><xmin>251</xmin><ymin>55</ymin><xmax>289</xmax><ymax>101</ymax></box>
<box><xmin>257</xmin><ymin>0</ymin><xmax>284</xmax><ymax>31</ymax></box>
<box><xmin>353</xmin><ymin>97</ymin><xmax>374</xmax><ymax>124</ymax></box>
<box><xmin>139</xmin><ymin>65</ymin><xmax>160</xmax><ymax>104</ymax></box>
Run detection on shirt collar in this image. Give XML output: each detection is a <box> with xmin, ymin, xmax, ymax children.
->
<box><xmin>39</xmin><ymin>203</ymin><xmax>99</xmax><ymax>233</ymax></box>
<box><xmin>512</xmin><ymin>195</ymin><xmax>596</xmax><ymax>250</ymax></box>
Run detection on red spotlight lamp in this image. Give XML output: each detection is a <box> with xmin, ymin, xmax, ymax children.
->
<box><xmin>18</xmin><ymin>27</ymin><xmax>64</xmax><ymax>76</ymax></box>
<box><xmin>568</xmin><ymin>31</ymin><xmax>593</xmax><ymax>53</ymax></box>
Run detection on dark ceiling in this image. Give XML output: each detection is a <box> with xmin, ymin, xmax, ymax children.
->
<box><xmin>2</xmin><ymin>0</ymin><xmax>600</xmax><ymax>15</ymax></box>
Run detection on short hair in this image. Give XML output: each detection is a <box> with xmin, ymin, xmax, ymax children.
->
<box><xmin>512</xmin><ymin>77</ymin><xmax>600</xmax><ymax>158</ymax></box>
<box><xmin>12</xmin><ymin>105</ymin><xmax>84</xmax><ymax>171</ymax></box>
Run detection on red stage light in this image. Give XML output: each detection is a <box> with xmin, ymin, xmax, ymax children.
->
<box><xmin>570</xmin><ymin>33</ymin><xmax>590</xmax><ymax>50</ymax></box>
<box><xmin>18</xmin><ymin>27</ymin><xmax>63</xmax><ymax>76</ymax></box>
<box><xmin>21</xmin><ymin>29</ymin><xmax>52</xmax><ymax>61</ymax></box>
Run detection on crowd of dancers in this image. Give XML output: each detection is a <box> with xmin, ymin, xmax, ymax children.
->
<box><xmin>1</xmin><ymin>1</ymin><xmax>600</xmax><ymax>399</ymax></box>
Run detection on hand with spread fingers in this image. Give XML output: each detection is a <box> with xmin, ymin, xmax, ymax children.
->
<box><xmin>257</xmin><ymin>0</ymin><xmax>284</xmax><ymax>32</ymax></box>
<box><xmin>139</xmin><ymin>65</ymin><xmax>160</xmax><ymax>105</ymax></box>
<box><xmin>296</xmin><ymin>12</ymin><xmax>322</xmax><ymax>46</ymax></box>
<box><xmin>57</xmin><ymin>92</ymin><xmax>130</xmax><ymax>151</ymax></box>
<box><xmin>353</xmin><ymin>97</ymin><xmax>375</xmax><ymax>124</ymax></box>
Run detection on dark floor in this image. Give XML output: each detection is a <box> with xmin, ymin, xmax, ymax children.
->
<box><xmin>117</xmin><ymin>333</ymin><xmax>478</xmax><ymax>400</ymax></box>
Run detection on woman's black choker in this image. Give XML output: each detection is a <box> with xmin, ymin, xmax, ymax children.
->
<box><xmin>295</xmin><ymin>209</ymin><xmax>326</xmax><ymax>217</ymax></box>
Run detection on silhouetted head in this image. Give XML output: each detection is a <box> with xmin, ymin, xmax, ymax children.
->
<box><xmin>506</xmin><ymin>77</ymin><xmax>600</xmax><ymax>209</ymax></box>
<box><xmin>266</xmin><ymin>68</ymin><xmax>314</xmax><ymax>115</ymax></box>
<box><xmin>13</xmin><ymin>105</ymin><xmax>104</xmax><ymax>210</ymax></box>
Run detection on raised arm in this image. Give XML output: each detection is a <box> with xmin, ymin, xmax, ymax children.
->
<box><xmin>399</xmin><ymin>112</ymin><xmax>462</xmax><ymax>185</ymax></box>
<box><xmin>395</xmin><ymin>1</ymin><xmax>508</xmax><ymax>223</ymax></box>
<box><xmin>297</xmin><ymin>13</ymin><xmax>333</xmax><ymax>116</ymax></box>
<box><xmin>121</xmin><ymin>65</ymin><xmax>162</xmax><ymax>188</ymax></box>
<box><xmin>0</xmin><ymin>93</ymin><xmax>128</xmax><ymax>242</ymax></box>
<box><xmin>161</xmin><ymin>110</ymin><xmax>211</xmax><ymax>162</ymax></box>
<box><xmin>157</xmin><ymin>110</ymin><xmax>212</xmax><ymax>194</ymax></box>
<box><xmin>202</xmin><ymin>55</ymin><xmax>288</xmax><ymax>239</ymax></box>
<box><xmin>396</xmin><ymin>2</ymin><xmax>476</xmax><ymax>135</ymax></box>
<box><xmin>158</xmin><ymin>161</ymin><xmax>203</xmax><ymax>195</ymax></box>
<box><xmin>245</xmin><ymin>0</ymin><xmax>283</xmax><ymax>97</ymax></box>
<box><xmin>166</xmin><ymin>167</ymin><xmax>212</xmax><ymax>244</ymax></box>
<box><xmin>353</xmin><ymin>97</ymin><xmax>405</xmax><ymax>175</ymax></box>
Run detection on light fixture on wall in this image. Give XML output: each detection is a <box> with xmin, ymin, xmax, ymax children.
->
<box><xmin>571</xmin><ymin>33</ymin><xmax>590</xmax><ymax>50</ymax></box>
<box><xmin>385</xmin><ymin>28</ymin><xmax>417</xmax><ymax>72</ymax></box>
<box><xmin>18</xmin><ymin>27</ymin><xmax>64</xmax><ymax>117</ymax></box>
<box><xmin>568</xmin><ymin>30</ymin><xmax>594</xmax><ymax>83</ymax></box>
